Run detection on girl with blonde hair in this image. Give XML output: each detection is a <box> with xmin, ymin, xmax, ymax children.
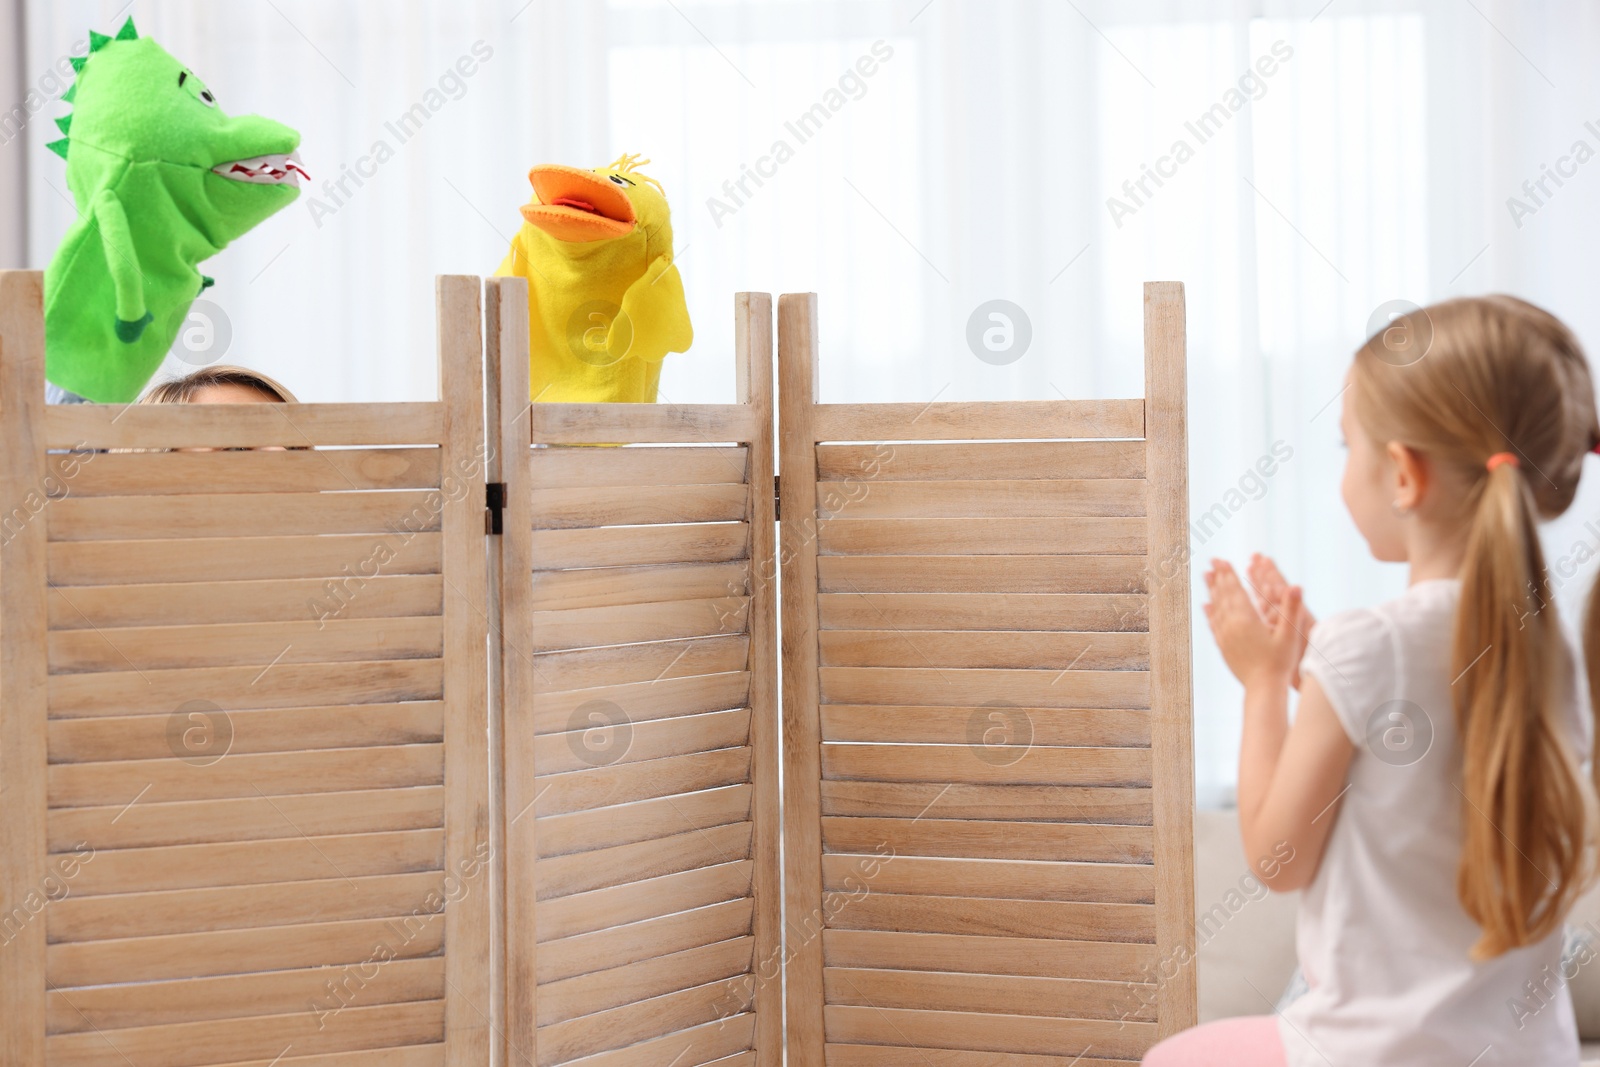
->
<box><xmin>1145</xmin><ymin>296</ymin><xmax>1600</xmax><ymax>1065</ymax></box>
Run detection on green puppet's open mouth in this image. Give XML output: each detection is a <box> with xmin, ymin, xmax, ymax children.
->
<box><xmin>211</xmin><ymin>150</ymin><xmax>308</xmax><ymax>187</ymax></box>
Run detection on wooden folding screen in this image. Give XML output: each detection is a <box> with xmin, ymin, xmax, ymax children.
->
<box><xmin>2</xmin><ymin>272</ymin><xmax>1191</xmax><ymax>1066</ymax></box>
<box><xmin>0</xmin><ymin>272</ymin><xmax>492</xmax><ymax>1067</ymax></box>
<box><xmin>489</xmin><ymin>279</ymin><xmax>782</xmax><ymax>1067</ymax></box>
<box><xmin>778</xmin><ymin>283</ymin><xmax>1196</xmax><ymax>1065</ymax></box>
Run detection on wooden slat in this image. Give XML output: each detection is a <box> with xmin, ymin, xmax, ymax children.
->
<box><xmin>48</xmin><ymin>786</ymin><xmax>444</xmax><ymax>852</ymax></box>
<box><xmin>828</xmin><ymin>893</ymin><xmax>1152</xmax><ymax>944</ymax></box>
<box><xmin>532</xmin><ymin>747</ymin><xmax>752</xmax><ymax>818</ymax></box>
<box><xmin>152</xmin><ymin>1047</ymin><xmax>445</xmax><ymax>1067</ymax></box>
<box><xmin>817</xmin><ymin>554</ymin><xmax>1146</xmax><ymax>594</ymax></box>
<box><xmin>821</xmin><ymin>816</ymin><xmax>1151</xmax><ymax>864</ymax></box>
<box><xmin>532</xmin><ymin>596</ymin><xmax>749</xmax><ymax>652</ymax></box>
<box><xmin>531</xmin><ymin>522</ymin><xmax>749</xmax><ymax>569</ymax></box>
<box><xmin>537</xmin><ymin>936</ymin><xmax>754</xmax><ymax>1027</ymax></box>
<box><xmin>1145</xmin><ymin>281</ymin><xmax>1197</xmax><ymax>1037</ymax></box>
<box><xmin>819</xmin><ymin>667</ymin><xmax>1149</xmax><ymax>710</ymax></box>
<box><xmin>529</xmin><ymin>444</ymin><xmax>747</xmax><ymax>488</ymax></box>
<box><xmin>533</xmin><ymin>709</ymin><xmax>750</xmax><ymax>776</ymax></box>
<box><xmin>699</xmin><ymin>1053</ymin><xmax>757</xmax><ymax>1067</ymax></box>
<box><xmin>49</xmin><ymin>701</ymin><xmax>445</xmax><ymax>763</ymax></box>
<box><xmin>531</xmin><ymin>672</ymin><xmax>751</xmax><ymax>735</ymax></box>
<box><xmin>43</xmin><ymin>998</ymin><xmax>445</xmax><ymax>1067</ymax></box>
<box><xmin>533</xmin><ymin>635</ymin><xmax>749</xmax><ymax>692</ymax></box>
<box><xmin>536</xmin><ymin>822</ymin><xmax>753</xmax><ymax>899</ymax></box>
<box><xmin>552</xmin><ymin>1014</ymin><xmax>755</xmax><ymax>1067</ymax></box>
<box><xmin>531</xmin><ymin>561</ymin><xmax>748</xmax><ymax>611</ymax></box>
<box><xmin>48</xmin><ymin>489</ymin><xmax>444</xmax><ymax>541</ymax></box>
<box><xmin>529</xmin><ymin>402</ymin><xmax>759</xmax><ymax>445</ymax></box>
<box><xmin>43</xmin><ymin>401</ymin><xmax>443</xmax><ymax>450</ymax></box>
<box><xmin>49</xmin><ymin>447</ymin><xmax>443</xmax><ymax>495</ymax></box>
<box><xmin>536</xmin><ymin>899</ymin><xmax>755</xmax><ymax>985</ymax></box>
<box><xmin>817</xmin><ymin>479</ymin><xmax>1145</xmax><ymax>518</ymax></box>
<box><xmin>819</xmin><ymin>631</ymin><xmax>1147</xmax><ymax>671</ymax></box>
<box><xmin>821</xmin><ymin>744</ymin><xmax>1150</xmax><ymax>788</ymax></box>
<box><xmin>46</xmin><ymin>956</ymin><xmax>444</xmax><ymax>1034</ymax></box>
<box><xmin>818</xmin><ymin>781</ymin><xmax>1151</xmax><ymax>824</ymax></box>
<box><xmin>821</xmin><ymin>854</ymin><xmax>1153</xmax><ymax>904</ymax></box>
<box><xmin>536</xmin><ymin>861</ymin><xmax>753</xmax><ymax>942</ymax></box>
<box><xmin>48</xmin><ymin>659</ymin><xmax>443</xmax><ymax>719</ymax></box>
<box><xmin>49</xmin><ymin>616</ymin><xmax>443</xmax><ymax>674</ymax></box>
<box><xmin>826</xmin><ymin>1047</ymin><xmax>1139</xmax><ymax>1067</ymax></box>
<box><xmin>816</xmin><ymin>441</ymin><xmax>1145</xmax><ymax>481</ymax></box>
<box><xmin>49</xmin><ymin>870</ymin><xmax>449</xmax><ymax>942</ymax></box>
<box><xmin>824</xmin><ymin>967</ymin><xmax>1154</xmax><ymax>1022</ymax></box>
<box><xmin>810</xmin><ymin>399</ymin><xmax>1144</xmax><ymax>442</ymax></box>
<box><xmin>49</xmin><ymin>532</ymin><xmax>442</xmax><ymax>586</ymax></box>
<box><xmin>48</xmin><ymin>744</ymin><xmax>443</xmax><ymax>807</ymax></box>
<box><xmin>62</xmin><ymin>829</ymin><xmax>443</xmax><ymax>895</ymax></box>
<box><xmin>818</xmin><ymin>704</ymin><xmax>1149</xmax><ymax>748</ymax></box>
<box><xmin>824</xmin><ymin>1006</ymin><xmax>1153</xmax><ymax>1063</ymax></box>
<box><xmin>536</xmin><ymin>974</ymin><xmax>751</xmax><ymax>1064</ymax></box>
<box><xmin>47</xmin><ymin>915</ymin><xmax>445</xmax><ymax>988</ymax></box>
<box><xmin>818</xmin><ymin>517</ymin><xmax>1146</xmax><ymax>557</ymax></box>
<box><xmin>532</xmin><ymin>482</ymin><xmax>749</xmax><ymax>528</ymax></box>
<box><xmin>537</xmin><ymin>784</ymin><xmax>752</xmax><ymax>857</ymax></box>
<box><xmin>817</xmin><ymin>594</ymin><xmax>1146</xmax><ymax>633</ymax></box>
<box><xmin>0</xmin><ymin>269</ymin><xmax>50</xmax><ymax>1064</ymax></box>
<box><xmin>822</xmin><ymin>929</ymin><xmax>1155</xmax><ymax>983</ymax></box>
<box><xmin>47</xmin><ymin>575</ymin><xmax>442</xmax><ymax>630</ymax></box>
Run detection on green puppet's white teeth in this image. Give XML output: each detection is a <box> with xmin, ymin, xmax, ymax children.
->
<box><xmin>213</xmin><ymin>151</ymin><xmax>306</xmax><ymax>186</ymax></box>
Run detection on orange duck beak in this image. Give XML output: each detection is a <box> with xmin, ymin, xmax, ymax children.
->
<box><xmin>520</xmin><ymin>164</ymin><xmax>637</xmax><ymax>243</ymax></box>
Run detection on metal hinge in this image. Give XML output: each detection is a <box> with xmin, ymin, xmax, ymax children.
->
<box><xmin>774</xmin><ymin>474</ymin><xmax>781</xmax><ymax>521</ymax></box>
<box><xmin>485</xmin><ymin>482</ymin><xmax>506</xmax><ymax>535</ymax></box>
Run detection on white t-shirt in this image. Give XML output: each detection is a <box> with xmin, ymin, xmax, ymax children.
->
<box><xmin>1280</xmin><ymin>578</ymin><xmax>1585</xmax><ymax>1067</ymax></box>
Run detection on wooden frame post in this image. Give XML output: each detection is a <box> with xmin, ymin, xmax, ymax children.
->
<box><xmin>777</xmin><ymin>292</ymin><xmax>825</xmax><ymax>1066</ymax></box>
<box><xmin>0</xmin><ymin>270</ymin><xmax>50</xmax><ymax>1066</ymax></box>
<box><xmin>1144</xmin><ymin>280</ymin><xmax>1197</xmax><ymax>1035</ymax></box>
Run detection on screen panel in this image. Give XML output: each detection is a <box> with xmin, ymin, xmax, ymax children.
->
<box><xmin>778</xmin><ymin>284</ymin><xmax>1195</xmax><ymax>1067</ymax></box>
<box><xmin>0</xmin><ymin>271</ymin><xmax>491</xmax><ymax>1067</ymax></box>
<box><xmin>491</xmin><ymin>281</ymin><xmax>781</xmax><ymax>1067</ymax></box>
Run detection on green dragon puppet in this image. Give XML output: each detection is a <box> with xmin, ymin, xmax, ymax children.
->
<box><xmin>43</xmin><ymin>18</ymin><xmax>305</xmax><ymax>403</ymax></box>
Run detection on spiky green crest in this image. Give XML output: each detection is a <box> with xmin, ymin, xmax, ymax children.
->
<box><xmin>50</xmin><ymin>18</ymin><xmax>138</xmax><ymax>161</ymax></box>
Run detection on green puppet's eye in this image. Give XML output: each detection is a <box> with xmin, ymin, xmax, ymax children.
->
<box><xmin>178</xmin><ymin>70</ymin><xmax>217</xmax><ymax>108</ymax></box>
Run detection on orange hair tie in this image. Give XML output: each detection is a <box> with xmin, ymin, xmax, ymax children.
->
<box><xmin>1486</xmin><ymin>452</ymin><xmax>1519</xmax><ymax>472</ymax></box>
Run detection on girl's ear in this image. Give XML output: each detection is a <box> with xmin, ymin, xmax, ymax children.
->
<box><xmin>1385</xmin><ymin>440</ymin><xmax>1428</xmax><ymax>512</ymax></box>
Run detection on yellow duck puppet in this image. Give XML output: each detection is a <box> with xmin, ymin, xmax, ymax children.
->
<box><xmin>495</xmin><ymin>154</ymin><xmax>692</xmax><ymax>403</ymax></box>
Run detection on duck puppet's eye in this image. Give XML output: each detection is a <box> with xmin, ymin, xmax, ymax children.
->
<box><xmin>608</xmin><ymin>174</ymin><xmax>634</xmax><ymax>186</ymax></box>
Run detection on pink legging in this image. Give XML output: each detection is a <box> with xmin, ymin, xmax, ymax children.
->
<box><xmin>1141</xmin><ymin>1015</ymin><xmax>1286</xmax><ymax>1066</ymax></box>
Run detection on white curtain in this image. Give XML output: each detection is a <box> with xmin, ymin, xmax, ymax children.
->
<box><xmin>0</xmin><ymin>0</ymin><xmax>27</xmax><ymax>267</ymax></box>
<box><xmin>19</xmin><ymin>0</ymin><xmax>1600</xmax><ymax>803</ymax></box>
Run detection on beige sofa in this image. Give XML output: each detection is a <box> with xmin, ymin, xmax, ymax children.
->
<box><xmin>1194</xmin><ymin>807</ymin><xmax>1600</xmax><ymax>1061</ymax></box>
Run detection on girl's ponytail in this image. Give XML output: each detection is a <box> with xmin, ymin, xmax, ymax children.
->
<box><xmin>1350</xmin><ymin>295</ymin><xmax>1600</xmax><ymax>958</ymax></box>
<box><xmin>1454</xmin><ymin>456</ymin><xmax>1590</xmax><ymax>957</ymax></box>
